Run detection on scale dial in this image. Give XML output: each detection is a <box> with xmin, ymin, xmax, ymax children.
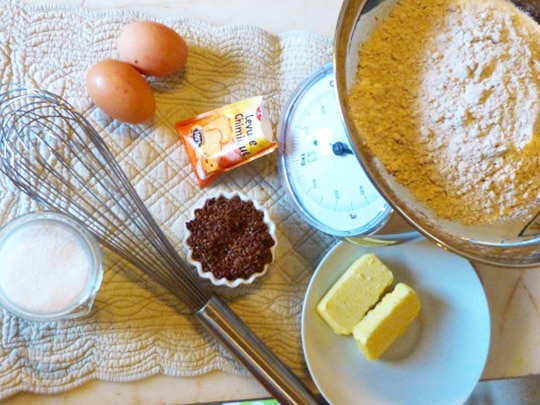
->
<box><xmin>277</xmin><ymin>64</ymin><xmax>391</xmax><ymax>238</ymax></box>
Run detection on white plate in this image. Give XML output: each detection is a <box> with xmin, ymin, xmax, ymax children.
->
<box><xmin>301</xmin><ymin>238</ymin><xmax>490</xmax><ymax>405</ymax></box>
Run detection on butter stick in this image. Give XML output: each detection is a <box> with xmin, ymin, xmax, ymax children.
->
<box><xmin>353</xmin><ymin>282</ymin><xmax>421</xmax><ymax>360</ymax></box>
<box><xmin>317</xmin><ymin>253</ymin><xmax>394</xmax><ymax>335</ymax></box>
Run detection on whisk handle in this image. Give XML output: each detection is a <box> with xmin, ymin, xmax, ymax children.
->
<box><xmin>196</xmin><ymin>295</ymin><xmax>325</xmax><ymax>405</ymax></box>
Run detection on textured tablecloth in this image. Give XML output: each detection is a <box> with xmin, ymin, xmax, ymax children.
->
<box><xmin>0</xmin><ymin>0</ymin><xmax>334</xmax><ymax>398</ymax></box>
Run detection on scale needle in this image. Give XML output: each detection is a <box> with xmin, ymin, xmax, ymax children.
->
<box><xmin>331</xmin><ymin>141</ymin><xmax>353</xmax><ymax>156</ymax></box>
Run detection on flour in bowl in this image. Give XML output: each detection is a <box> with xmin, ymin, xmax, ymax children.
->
<box><xmin>350</xmin><ymin>0</ymin><xmax>540</xmax><ymax>225</ymax></box>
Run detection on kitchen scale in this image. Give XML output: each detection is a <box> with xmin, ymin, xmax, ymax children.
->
<box><xmin>277</xmin><ymin>63</ymin><xmax>418</xmax><ymax>245</ymax></box>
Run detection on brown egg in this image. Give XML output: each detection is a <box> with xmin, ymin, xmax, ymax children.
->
<box><xmin>117</xmin><ymin>21</ymin><xmax>188</xmax><ymax>77</ymax></box>
<box><xmin>86</xmin><ymin>59</ymin><xmax>156</xmax><ymax>124</ymax></box>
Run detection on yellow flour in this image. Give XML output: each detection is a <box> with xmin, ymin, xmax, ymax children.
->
<box><xmin>350</xmin><ymin>0</ymin><xmax>540</xmax><ymax>225</ymax></box>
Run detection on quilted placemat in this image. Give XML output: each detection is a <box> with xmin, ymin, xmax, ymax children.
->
<box><xmin>0</xmin><ymin>0</ymin><xmax>334</xmax><ymax>399</ymax></box>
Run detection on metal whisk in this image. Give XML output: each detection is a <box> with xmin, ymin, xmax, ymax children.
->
<box><xmin>0</xmin><ymin>87</ymin><xmax>322</xmax><ymax>405</ymax></box>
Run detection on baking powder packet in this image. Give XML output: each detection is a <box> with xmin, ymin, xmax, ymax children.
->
<box><xmin>176</xmin><ymin>96</ymin><xmax>277</xmax><ymax>187</ymax></box>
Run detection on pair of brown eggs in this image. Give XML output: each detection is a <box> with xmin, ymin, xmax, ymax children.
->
<box><xmin>86</xmin><ymin>21</ymin><xmax>188</xmax><ymax>124</ymax></box>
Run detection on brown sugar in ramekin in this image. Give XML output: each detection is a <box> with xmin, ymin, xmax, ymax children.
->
<box><xmin>184</xmin><ymin>192</ymin><xmax>276</xmax><ymax>287</ymax></box>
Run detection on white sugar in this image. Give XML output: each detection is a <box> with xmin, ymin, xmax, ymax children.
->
<box><xmin>0</xmin><ymin>219</ymin><xmax>92</xmax><ymax>315</ymax></box>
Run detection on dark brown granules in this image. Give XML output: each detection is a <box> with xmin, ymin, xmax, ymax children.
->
<box><xmin>185</xmin><ymin>195</ymin><xmax>275</xmax><ymax>281</ymax></box>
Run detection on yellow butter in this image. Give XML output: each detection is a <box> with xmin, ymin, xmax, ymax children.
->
<box><xmin>353</xmin><ymin>282</ymin><xmax>421</xmax><ymax>361</ymax></box>
<box><xmin>316</xmin><ymin>253</ymin><xmax>394</xmax><ymax>335</ymax></box>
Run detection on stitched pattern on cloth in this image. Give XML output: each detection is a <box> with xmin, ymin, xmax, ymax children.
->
<box><xmin>0</xmin><ymin>0</ymin><xmax>334</xmax><ymax>399</ymax></box>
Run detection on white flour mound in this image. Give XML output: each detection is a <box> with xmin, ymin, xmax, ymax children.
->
<box><xmin>351</xmin><ymin>0</ymin><xmax>540</xmax><ymax>225</ymax></box>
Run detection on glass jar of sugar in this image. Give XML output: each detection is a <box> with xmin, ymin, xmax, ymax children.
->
<box><xmin>0</xmin><ymin>212</ymin><xmax>103</xmax><ymax>322</ymax></box>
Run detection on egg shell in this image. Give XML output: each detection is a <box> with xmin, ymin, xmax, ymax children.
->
<box><xmin>117</xmin><ymin>21</ymin><xmax>188</xmax><ymax>77</ymax></box>
<box><xmin>86</xmin><ymin>59</ymin><xmax>156</xmax><ymax>124</ymax></box>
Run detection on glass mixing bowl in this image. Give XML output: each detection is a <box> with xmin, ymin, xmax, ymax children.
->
<box><xmin>334</xmin><ymin>0</ymin><xmax>540</xmax><ymax>267</ymax></box>
<box><xmin>0</xmin><ymin>212</ymin><xmax>103</xmax><ymax>321</ymax></box>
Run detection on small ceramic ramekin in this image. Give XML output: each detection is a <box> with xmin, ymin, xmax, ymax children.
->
<box><xmin>0</xmin><ymin>211</ymin><xmax>103</xmax><ymax>322</ymax></box>
<box><xmin>183</xmin><ymin>191</ymin><xmax>276</xmax><ymax>288</ymax></box>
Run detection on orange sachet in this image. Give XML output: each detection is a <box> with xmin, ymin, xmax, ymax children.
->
<box><xmin>176</xmin><ymin>96</ymin><xmax>277</xmax><ymax>187</ymax></box>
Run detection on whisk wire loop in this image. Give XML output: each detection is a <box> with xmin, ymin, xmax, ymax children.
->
<box><xmin>0</xmin><ymin>87</ymin><xmax>209</xmax><ymax>309</ymax></box>
<box><xmin>0</xmin><ymin>87</ymin><xmax>322</xmax><ymax>404</ymax></box>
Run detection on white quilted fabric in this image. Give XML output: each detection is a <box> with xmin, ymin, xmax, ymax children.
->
<box><xmin>0</xmin><ymin>0</ymin><xmax>335</xmax><ymax>399</ymax></box>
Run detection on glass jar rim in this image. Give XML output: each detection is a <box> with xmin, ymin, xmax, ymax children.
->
<box><xmin>0</xmin><ymin>211</ymin><xmax>103</xmax><ymax>322</ymax></box>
